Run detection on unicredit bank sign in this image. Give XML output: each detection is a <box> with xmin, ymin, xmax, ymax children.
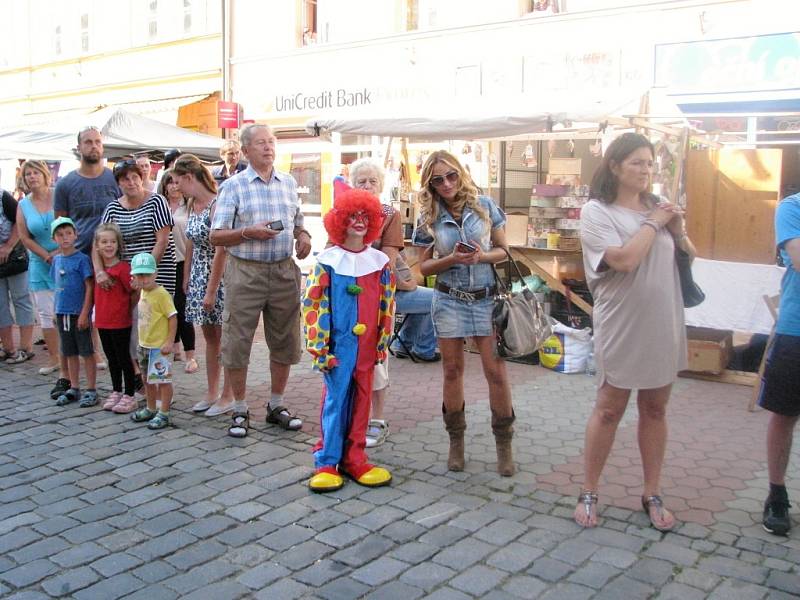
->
<box><xmin>272</xmin><ymin>88</ymin><xmax>374</xmax><ymax>112</ymax></box>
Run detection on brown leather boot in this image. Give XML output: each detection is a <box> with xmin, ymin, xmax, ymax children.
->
<box><xmin>442</xmin><ymin>404</ymin><xmax>466</xmax><ymax>471</ymax></box>
<box><xmin>492</xmin><ymin>410</ymin><xmax>516</xmax><ymax>477</ymax></box>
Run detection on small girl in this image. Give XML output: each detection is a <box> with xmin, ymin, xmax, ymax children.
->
<box><xmin>93</xmin><ymin>223</ymin><xmax>138</xmax><ymax>413</ymax></box>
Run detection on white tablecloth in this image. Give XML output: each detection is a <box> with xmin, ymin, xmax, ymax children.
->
<box><xmin>684</xmin><ymin>258</ymin><xmax>784</xmax><ymax>335</ymax></box>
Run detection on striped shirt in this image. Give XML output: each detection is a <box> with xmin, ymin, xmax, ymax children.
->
<box><xmin>211</xmin><ymin>165</ymin><xmax>304</xmax><ymax>263</ymax></box>
<box><xmin>101</xmin><ymin>193</ymin><xmax>177</xmax><ymax>295</ymax></box>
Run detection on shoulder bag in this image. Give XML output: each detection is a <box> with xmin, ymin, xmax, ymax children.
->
<box><xmin>675</xmin><ymin>247</ymin><xmax>705</xmax><ymax>307</ymax></box>
<box><xmin>492</xmin><ymin>247</ymin><xmax>553</xmax><ymax>358</ymax></box>
<box><xmin>0</xmin><ymin>242</ymin><xmax>29</xmax><ymax>279</ymax></box>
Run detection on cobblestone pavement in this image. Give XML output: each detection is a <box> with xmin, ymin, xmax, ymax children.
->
<box><xmin>1</xmin><ymin>337</ymin><xmax>799</xmax><ymax>599</ymax></box>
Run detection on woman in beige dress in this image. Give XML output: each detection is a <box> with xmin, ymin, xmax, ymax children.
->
<box><xmin>575</xmin><ymin>133</ymin><xmax>695</xmax><ymax>531</ymax></box>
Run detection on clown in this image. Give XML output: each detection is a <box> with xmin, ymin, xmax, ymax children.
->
<box><xmin>302</xmin><ymin>189</ymin><xmax>396</xmax><ymax>492</ymax></box>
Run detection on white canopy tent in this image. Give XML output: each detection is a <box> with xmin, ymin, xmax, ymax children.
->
<box><xmin>304</xmin><ymin>91</ymin><xmax>668</xmax><ymax>141</ymax></box>
<box><xmin>0</xmin><ymin>106</ymin><xmax>223</xmax><ymax>162</ymax></box>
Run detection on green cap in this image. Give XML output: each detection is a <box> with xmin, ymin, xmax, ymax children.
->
<box><xmin>130</xmin><ymin>252</ymin><xmax>157</xmax><ymax>275</ymax></box>
<box><xmin>50</xmin><ymin>216</ymin><xmax>76</xmax><ymax>239</ymax></box>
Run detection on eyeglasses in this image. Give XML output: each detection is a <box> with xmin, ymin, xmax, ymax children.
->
<box><xmin>112</xmin><ymin>159</ymin><xmax>137</xmax><ymax>177</ymax></box>
<box><xmin>354</xmin><ymin>178</ymin><xmax>379</xmax><ymax>188</ymax></box>
<box><xmin>430</xmin><ymin>171</ymin><xmax>459</xmax><ymax>187</ymax></box>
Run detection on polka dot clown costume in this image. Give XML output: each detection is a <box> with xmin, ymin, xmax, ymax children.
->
<box><xmin>302</xmin><ymin>189</ymin><xmax>396</xmax><ymax>492</ymax></box>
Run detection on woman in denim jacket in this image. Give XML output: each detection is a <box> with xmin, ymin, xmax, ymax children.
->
<box><xmin>412</xmin><ymin>150</ymin><xmax>516</xmax><ymax>476</ymax></box>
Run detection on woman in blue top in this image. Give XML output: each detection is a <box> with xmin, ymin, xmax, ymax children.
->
<box><xmin>17</xmin><ymin>160</ymin><xmax>63</xmax><ymax>375</ymax></box>
<box><xmin>413</xmin><ymin>150</ymin><xmax>516</xmax><ymax>476</ymax></box>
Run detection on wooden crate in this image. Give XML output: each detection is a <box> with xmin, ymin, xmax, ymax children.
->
<box><xmin>686</xmin><ymin>327</ymin><xmax>733</xmax><ymax>374</ymax></box>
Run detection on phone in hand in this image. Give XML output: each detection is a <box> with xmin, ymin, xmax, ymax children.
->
<box><xmin>267</xmin><ymin>220</ymin><xmax>284</xmax><ymax>231</ymax></box>
<box><xmin>455</xmin><ymin>241</ymin><xmax>477</xmax><ymax>253</ymax></box>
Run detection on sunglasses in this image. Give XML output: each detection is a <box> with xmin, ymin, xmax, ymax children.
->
<box><xmin>430</xmin><ymin>171</ymin><xmax>459</xmax><ymax>187</ymax></box>
<box><xmin>113</xmin><ymin>158</ymin><xmax>138</xmax><ymax>176</ymax></box>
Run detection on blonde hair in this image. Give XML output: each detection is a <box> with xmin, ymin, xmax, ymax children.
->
<box><xmin>20</xmin><ymin>160</ymin><xmax>52</xmax><ymax>191</ymax></box>
<box><xmin>94</xmin><ymin>222</ymin><xmax>125</xmax><ymax>260</ymax></box>
<box><xmin>417</xmin><ymin>150</ymin><xmax>488</xmax><ymax>232</ymax></box>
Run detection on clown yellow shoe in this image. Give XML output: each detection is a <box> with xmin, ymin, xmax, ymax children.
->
<box><xmin>352</xmin><ymin>466</ymin><xmax>392</xmax><ymax>488</ymax></box>
<box><xmin>309</xmin><ymin>467</ymin><xmax>344</xmax><ymax>493</ymax></box>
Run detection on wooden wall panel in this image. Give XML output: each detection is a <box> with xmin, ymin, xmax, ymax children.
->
<box><xmin>686</xmin><ymin>148</ymin><xmax>782</xmax><ymax>265</ymax></box>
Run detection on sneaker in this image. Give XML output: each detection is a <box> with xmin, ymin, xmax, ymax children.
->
<box><xmin>79</xmin><ymin>390</ymin><xmax>98</xmax><ymax>408</ymax></box>
<box><xmin>38</xmin><ymin>364</ymin><xmax>59</xmax><ymax>376</ymax></box>
<box><xmin>205</xmin><ymin>401</ymin><xmax>234</xmax><ymax>417</ymax></box>
<box><xmin>112</xmin><ymin>395</ymin><xmax>137</xmax><ymax>414</ymax></box>
<box><xmin>6</xmin><ymin>349</ymin><xmax>34</xmax><ymax>364</ymax></box>
<box><xmin>763</xmin><ymin>496</ymin><xmax>792</xmax><ymax>536</ymax></box>
<box><xmin>50</xmin><ymin>378</ymin><xmax>71</xmax><ymax>400</ymax></box>
<box><xmin>192</xmin><ymin>398</ymin><xmax>213</xmax><ymax>412</ymax></box>
<box><xmin>365</xmin><ymin>419</ymin><xmax>389</xmax><ymax>448</ymax></box>
<box><xmin>55</xmin><ymin>389</ymin><xmax>79</xmax><ymax>406</ymax></box>
<box><xmin>102</xmin><ymin>391</ymin><xmax>123</xmax><ymax>411</ymax></box>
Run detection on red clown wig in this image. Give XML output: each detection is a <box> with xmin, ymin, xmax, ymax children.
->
<box><xmin>324</xmin><ymin>188</ymin><xmax>384</xmax><ymax>245</ymax></box>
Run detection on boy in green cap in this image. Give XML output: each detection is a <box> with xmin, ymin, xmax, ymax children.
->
<box><xmin>130</xmin><ymin>252</ymin><xmax>177</xmax><ymax>430</ymax></box>
<box><xmin>50</xmin><ymin>217</ymin><xmax>98</xmax><ymax>407</ymax></box>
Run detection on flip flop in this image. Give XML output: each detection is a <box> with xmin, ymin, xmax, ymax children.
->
<box><xmin>642</xmin><ymin>495</ymin><xmax>676</xmax><ymax>532</ymax></box>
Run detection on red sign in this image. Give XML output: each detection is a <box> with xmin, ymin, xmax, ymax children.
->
<box><xmin>218</xmin><ymin>101</ymin><xmax>241</xmax><ymax>129</ymax></box>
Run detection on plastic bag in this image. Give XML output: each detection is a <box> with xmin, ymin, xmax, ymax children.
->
<box><xmin>538</xmin><ymin>322</ymin><xmax>593</xmax><ymax>373</ymax></box>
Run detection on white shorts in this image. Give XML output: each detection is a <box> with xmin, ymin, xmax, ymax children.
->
<box><xmin>32</xmin><ymin>290</ymin><xmax>55</xmax><ymax>329</ymax></box>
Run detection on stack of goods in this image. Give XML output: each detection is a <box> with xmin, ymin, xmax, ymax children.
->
<box><xmin>528</xmin><ymin>183</ymin><xmax>589</xmax><ymax>250</ymax></box>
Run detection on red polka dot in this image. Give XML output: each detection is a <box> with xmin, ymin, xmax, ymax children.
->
<box><xmin>305</xmin><ymin>310</ymin><xmax>318</xmax><ymax>325</ymax></box>
<box><xmin>308</xmin><ymin>326</ymin><xmax>317</xmax><ymax>339</ymax></box>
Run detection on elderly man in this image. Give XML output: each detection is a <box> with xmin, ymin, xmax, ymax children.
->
<box><xmin>210</xmin><ymin>123</ymin><xmax>312</xmax><ymax>437</ymax></box>
<box><xmin>212</xmin><ymin>140</ymin><xmax>247</xmax><ymax>185</ymax></box>
<box><xmin>759</xmin><ymin>191</ymin><xmax>800</xmax><ymax>536</ymax></box>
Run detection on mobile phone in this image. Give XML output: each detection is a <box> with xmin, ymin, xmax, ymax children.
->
<box><xmin>455</xmin><ymin>241</ymin><xmax>477</xmax><ymax>253</ymax></box>
<box><xmin>267</xmin><ymin>220</ymin><xmax>284</xmax><ymax>231</ymax></box>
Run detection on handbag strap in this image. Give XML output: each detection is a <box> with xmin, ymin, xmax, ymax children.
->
<box><xmin>492</xmin><ymin>247</ymin><xmax>529</xmax><ymax>295</ymax></box>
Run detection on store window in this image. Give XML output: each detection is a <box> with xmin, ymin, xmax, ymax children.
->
<box><xmin>54</xmin><ymin>25</ymin><xmax>62</xmax><ymax>57</ymax></box>
<box><xmin>289</xmin><ymin>153</ymin><xmax>322</xmax><ymax>215</ymax></box>
<box><xmin>183</xmin><ymin>0</ymin><xmax>192</xmax><ymax>33</ymax></box>
<box><xmin>148</xmin><ymin>0</ymin><xmax>158</xmax><ymax>39</ymax></box>
<box><xmin>80</xmin><ymin>14</ymin><xmax>89</xmax><ymax>53</ymax></box>
<box><xmin>301</xmin><ymin>0</ymin><xmax>317</xmax><ymax>46</ymax></box>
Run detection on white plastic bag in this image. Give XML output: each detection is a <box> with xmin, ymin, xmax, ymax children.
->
<box><xmin>538</xmin><ymin>322</ymin><xmax>593</xmax><ymax>373</ymax></box>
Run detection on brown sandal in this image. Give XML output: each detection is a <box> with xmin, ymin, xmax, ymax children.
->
<box><xmin>574</xmin><ymin>491</ymin><xmax>598</xmax><ymax>528</ymax></box>
<box><xmin>642</xmin><ymin>495</ymin><xmax>676</xmax><ymax>532</ymax></box>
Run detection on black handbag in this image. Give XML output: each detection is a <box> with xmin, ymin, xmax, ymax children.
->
<box><xmin>492</xmin><ymin>248</ymin><xmax>553</xmax><ymax>358</ymax></box>
<box><xmin>675</xmin><ymin>247</ymin><xmax>705</xmax><ymax>308</ymax></box>
<box><xmin>0</xmin><ymin>242</ymin><xmax>28</xmax><ymax>279</ymax></box>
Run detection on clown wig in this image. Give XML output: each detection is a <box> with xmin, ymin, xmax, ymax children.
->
<box><xmin>324</xmin><ymin>188</ymin><xmax>384</xmax><ymax>245</ymax></box>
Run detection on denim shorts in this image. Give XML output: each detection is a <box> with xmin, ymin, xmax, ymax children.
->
<box><xmin>758</xmin><ymin>333</ymin><xmax>800</xmax><ymax>417</ymax></box>
<box><xmin>431</xmin><ymin>289</ymin><xmax>495</xmax><ymax>339</ymax></box>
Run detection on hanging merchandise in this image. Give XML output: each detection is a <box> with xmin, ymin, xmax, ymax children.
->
<box><xmin>462</xmin><ymin>142</ymin><xmax>472</xmax><ymax>155</ymax></box>
<box><xmin>547</xmin><ymin>138</ymin><xmax>556</xmax><ymax>158</ymax></box>
<box><xmin>489</xmin><ymin>153</ymin><xmax>498</xmax><ymax>184</ymax></box>
<box><xmin>589</xmin><ymin>138</ymin><xmax>602</xmax><ymax>157</ymax></box>
<box><xmin>522</xmin><ymin>143</ymin><xmax>537</xmax><ymax>168</ymax></box>
<box><xmin>474</xmin><ymin>143</ymin><xmax>483</xmax><ymax>162</ymax></box>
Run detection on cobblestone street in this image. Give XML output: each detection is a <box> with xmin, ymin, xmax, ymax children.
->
<box><xmin>0</xmin><ymin>339</ymin><xmax>798</xmax><ymax>599</ymax></box>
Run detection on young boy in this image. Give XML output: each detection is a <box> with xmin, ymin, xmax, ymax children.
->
<box><xmin>129</xmin><ymin>252</ymin><xmax>177</xmax><ymax>430</ymax></box>
<box><xmin>50</xmin><ymin>217</ymin><xmax>98</xmax><ymax>407</ymax></box>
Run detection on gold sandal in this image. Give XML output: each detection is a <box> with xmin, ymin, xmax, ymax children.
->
<box><xmin>575</xmin><ymin>491</ymin><xmax>598</xmax><ymax>528</ymax></box>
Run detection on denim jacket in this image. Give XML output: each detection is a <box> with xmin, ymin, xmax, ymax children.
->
<box><xmin>412</xmin><ymin>195</ymin><xmax>506</xmax><ymax>290</ymax></box>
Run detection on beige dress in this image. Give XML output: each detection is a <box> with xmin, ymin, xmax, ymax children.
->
<box><xmin>580</xmin><ymin>200</ymin><xmax>687</xmax><ymax>389</ymax></box>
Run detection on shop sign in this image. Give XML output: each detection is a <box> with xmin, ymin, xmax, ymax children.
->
<box><xmin>218</xmin><ymin>101</ymin><xmax>242</xmax><ymax>128</ymax></box>
<box><xmin>272</xmin><ymin>87</ymin><xmax>373</xmax><ymax>113</ymax></box>
<box><xmin>654</xmin><ymin>32</ymin><xmax>800</xmax><ymax>94</ymax></box>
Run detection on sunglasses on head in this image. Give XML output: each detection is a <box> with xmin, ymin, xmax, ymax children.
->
<box><xmin>430</xmin><ymin>171</ymin><xmax>459</xmax><ymax>187</ymax></box>
<box><xmin>113</xmin><ymin>158</ymin><xmax>137</xmax><ymax>176</ymax></box>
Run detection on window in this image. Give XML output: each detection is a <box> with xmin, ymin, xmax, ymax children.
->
<box><xmin>183</xmin><ymin>0</ymin><xmax>192</xmax><ymax>33</ymax></box>
<box><xmin>80</xmin><ymin>14</ymin><xmax>89</xmax><ymax>53</ymax></box>
<box><xmin>54</xmin><ymin>25</ymin><xmax>62</xmax><ymax>56</ymax></box>
<box><xmin>148</xmin><ymin>0</ymin><xmax>158</xmax><ymax>39</ymax></box>
<box><xmin>301</xmin><ymin>0</ymin><xmax>317</xmax><ymax>46</ymax></box>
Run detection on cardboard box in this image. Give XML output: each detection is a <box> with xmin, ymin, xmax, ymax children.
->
<box><xmin>529</xmin><ymin>207</ymin><xmax>566</xmax><ymax>219</ymax></box>
<box><xmin>548</xmin><ymin>157</ymin><xmax>582</xmax><ymax>175</ymax></box>
<box><xmin>506</xmin><ymin>213</ymin><xmax>529</xmax><ymax>247</ymax></box>
<box><xmin>531</xmin><ymin>184</ymin><xmax>571</xmax><ymax>197</ymax></box>
<box><xmin>556</xmin><ymin>218</ymin><xmax>581</xmax><ymax>230</ymax></box>
<box><xmin>686</xmin><ymin>327</ymin><xmax>733</xmax><ymax>374</ymax></box>
<box><xmin>530</xmin><ymin>196</ymin><xmax>558</xmax><ymax>207</ymax></box>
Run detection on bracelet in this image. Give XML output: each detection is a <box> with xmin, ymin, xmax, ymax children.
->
<box><xmin>240</xmin><ymin>227</ymin><xmax>252</xmax><ymax>241</ymax></box>
<box><xmin>642</xmin><ymin>219</ymin><xmax>660</xmax><ymax>232</ymax></box>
